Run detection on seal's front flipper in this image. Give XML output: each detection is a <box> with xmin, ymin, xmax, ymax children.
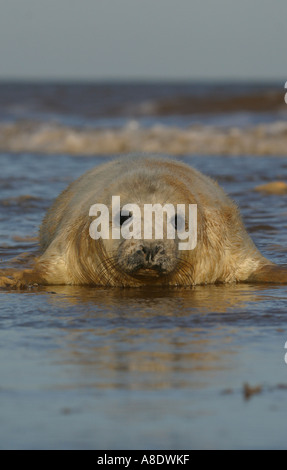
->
<box><xmin>0</xmin><ymin>275</ymin><xmax>14</xmax><ymax>287</ymax></box>
<box><xmin>246</xmin><ymin>264</ymin><xmax>287</xmax><ymax>284</ymax></box>
<box><xmin>0</xmin><ymin>268</ymin><xmax>46</xmax><ymax>289</ymax></box>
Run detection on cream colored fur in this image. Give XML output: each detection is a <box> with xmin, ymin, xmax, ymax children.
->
<box><xmin>36</xmin><ymin>155</ymin><xmax>273</xmax><ymax>286</ymax></box>
<box><xmin>2</xmin><ymin>154</ymin><xmax>286</xmax><ymax>288</ymax></box>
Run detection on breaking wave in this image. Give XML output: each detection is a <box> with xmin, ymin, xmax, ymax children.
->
<box><xmin>1</xmin><ymin>120</ymin><xmax>287</xmax><ymax>156</ymax></box>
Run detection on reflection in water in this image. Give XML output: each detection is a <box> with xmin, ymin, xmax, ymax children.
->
<box><xmin>16</xmin><ymin>282</ymin><xmax>279</xmax><ymax>392</ymax></box>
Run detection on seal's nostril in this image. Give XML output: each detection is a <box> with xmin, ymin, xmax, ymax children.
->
<box><xmin>154</xmin><ymin>246</ymin><xmax>161</xmax><ymax>255</ymax></box>
<box><xmin>141</xmin><ymin>244</ymin><xmax>163</xmax><ymax>263</ymax></box>
<box><xmin>141</xmin><ymin>245</ymin><xmax>152</xmax><ymax>262</ymax></box>
<box><xmin>151</xmin><ymin>245</ymin><xmax>162</xmax><ymax>260</ymax></box>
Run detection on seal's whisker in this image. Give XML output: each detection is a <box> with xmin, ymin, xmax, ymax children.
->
<box><xmin>96</xmin><ymin>254</ymin><xmax>135</xmax><ymax>286</ymax></box>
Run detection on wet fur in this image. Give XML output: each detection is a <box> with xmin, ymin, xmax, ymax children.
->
<box><xmin>1</xmin><ymin>154</ymin><xmax>287</xmax><ymax>288</ymax></box>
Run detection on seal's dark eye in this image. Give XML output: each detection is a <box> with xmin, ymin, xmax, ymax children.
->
<box><xmin>174</xmin><ymin>214</ymin><xmax>178</xmax><ymax>230</ymax></box>
<box><xmin>171</xmin><ymin>213</ymin><xmax>185</xmax><ymax>231</ymax></box>
<box><xmin>120</xmin><ymin>211</ymin><xmax>132</xmax><ymax>226</ymax></box>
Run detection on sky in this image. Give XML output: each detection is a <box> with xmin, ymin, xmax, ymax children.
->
<box><xmin>0</xmin><ymin>0</ymin><xmax>286</xmax><ymax>81</ymax></box>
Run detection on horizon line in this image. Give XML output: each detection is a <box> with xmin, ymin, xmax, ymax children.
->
<box><xmin>0</xmin><ymin>76</ymin><xmax>285</xmax><ymax>85</ymax></box>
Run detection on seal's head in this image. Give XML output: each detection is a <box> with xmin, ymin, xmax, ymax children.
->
<box><xmin>89</xmin><ymin>162</ymin><xmax>197</xmax><ymax>287</ymax></box>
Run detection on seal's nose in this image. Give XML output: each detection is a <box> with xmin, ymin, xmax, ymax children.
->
<box><xmin>140</xmin><ymin>243</ymin><xmax>165</xmax><ymax>265</ymax></box>
<box><xmin>122</xmin><ymin>240</ymin><xmax>176</xmax><ymax>278</ymax></box>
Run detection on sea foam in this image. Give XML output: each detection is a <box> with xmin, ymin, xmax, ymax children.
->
<box><xmin>1</xmin><ymin>120</ymin><xmax>287</xmax><ymax>156</ymax></box>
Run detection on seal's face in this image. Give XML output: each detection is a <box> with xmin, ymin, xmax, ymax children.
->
<box><xmin>93</xmin><ymin>168</ymin><xmax>196</xmax><ymax>286</ymax></box>
<box><xmin>105</xmin><ymin>206</ymin><xmax>187</xmax><ymax>286</ymax></box>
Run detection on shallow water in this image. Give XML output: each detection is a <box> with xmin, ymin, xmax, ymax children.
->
<box><xmin>1</xmin><ymin>151</ymin><xmax>287</xmax><ymax>449</ymax></box>
<box><xmin>1</xmin><ymin>283</ymin><xmax>287</xmax><ymax>450</ymax></box>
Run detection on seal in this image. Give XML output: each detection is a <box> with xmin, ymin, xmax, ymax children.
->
<box><xmin>2</xmin><ymin>154</ymin><xmax>287</xmax><ymax>287</ymax></box>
